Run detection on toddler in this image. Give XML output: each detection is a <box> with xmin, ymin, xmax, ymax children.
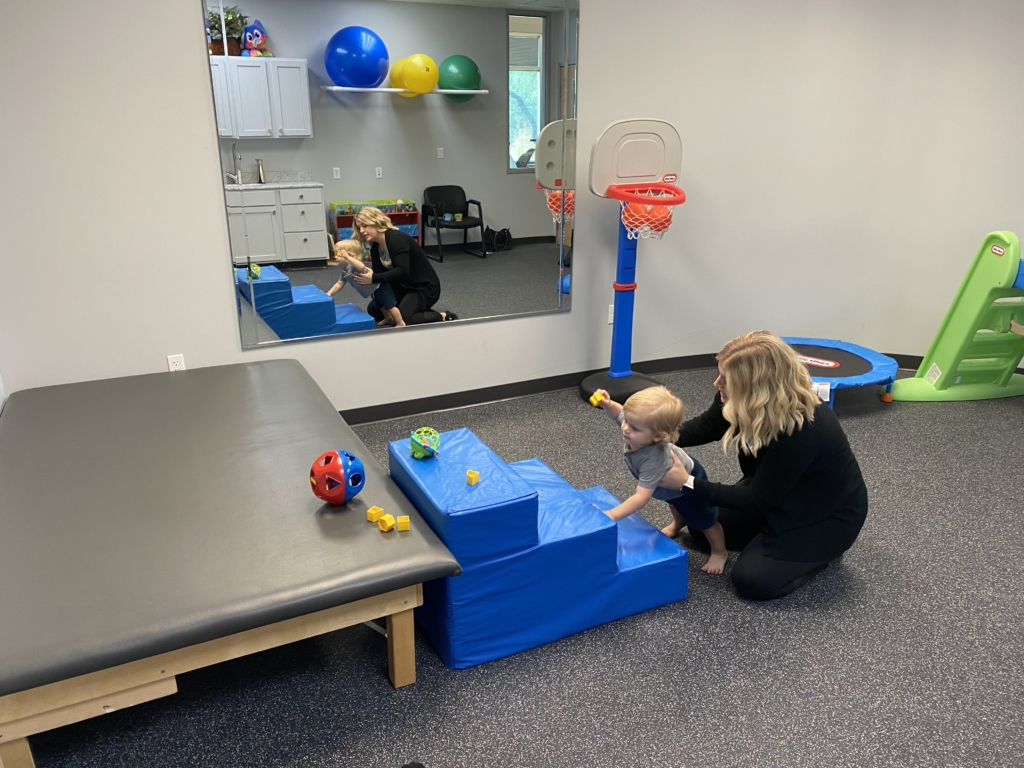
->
<box><xmin>327</xmin><ymin>239</ymin><xmax>404</xmax><ymax>327</ymax></box>
<box><xmin>595</xmin><ymin>385</ymin><xmax>728</xmax><ymax>574</ymax></box>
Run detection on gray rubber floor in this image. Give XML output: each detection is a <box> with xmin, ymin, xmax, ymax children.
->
<box><xmin>30</xmin><ymin>369</ymin><xmax>1024</xmax><ymax>767</ymax></box>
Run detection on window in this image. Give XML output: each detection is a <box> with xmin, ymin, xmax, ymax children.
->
<box><xmin>508</xmin><ymin>15</ymin><xmax>544</xmax><ymax>171</ymax></box>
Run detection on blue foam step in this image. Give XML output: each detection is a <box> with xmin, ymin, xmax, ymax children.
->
<box><xmin>260</xmin><ymin>285</ymin><xmax>336</xmax><ymax>340</ymax></box>
<box><xmin>397</xmin><ymin>430</ymin><xmax>689</xmax><ymax>669</ymax></box>
<box><xmin>236</xmin><ymin>265</ymin><xmax>292</xmax><ymax>312</ymax></box>
<box><xmin>330</xmin><ymin>302</ymin><xmax>376</xmax><ymax>334</ymax></box>
<box><xmin>389</xmin><ymin>428</ymin><xmax>539</xmax><ymax>568</ymax></box>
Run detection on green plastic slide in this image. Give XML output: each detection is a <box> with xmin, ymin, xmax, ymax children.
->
<box><xmin>892</xmin><ymin>231</ymin><xmax>1024</xmax><ymax>401</ymax></box>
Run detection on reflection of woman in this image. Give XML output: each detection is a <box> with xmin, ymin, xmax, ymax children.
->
<box><xmin>661</xmin><ymin>331</ymin><xmax>869</xmax><ymax>600</ymax></box>
<box><xmin>353</xmin><ymin>207</ymin><xmax>456</xmax><ymax>325</ymax></box>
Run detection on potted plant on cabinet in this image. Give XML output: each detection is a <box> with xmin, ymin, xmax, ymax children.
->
<box><xmin>207</xmin><ymin>6</ymin><xmax>248</xmax><ymax>56</ymax></box>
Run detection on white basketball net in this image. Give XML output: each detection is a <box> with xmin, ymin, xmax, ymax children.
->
<box><xmin>545</xmin><ymin>190</ymin><xmax>575</xmax><ymax>224</ymax></box>
<box><xmin>618</xmin><ymin>189</ymin><xmax>677</xmax><ymax>240</ymax></box>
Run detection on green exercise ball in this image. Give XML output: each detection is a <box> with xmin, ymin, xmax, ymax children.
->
<box><xmin>438</xmin><ymin>55</ymin><xmax>481</xmax><ymax>102</ymax></box>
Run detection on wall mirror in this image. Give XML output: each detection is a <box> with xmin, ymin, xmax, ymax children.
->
<box><xmin>204</xmin><ymin>0</ymin><xmax>578</xmax><ymax>347</ymax></box>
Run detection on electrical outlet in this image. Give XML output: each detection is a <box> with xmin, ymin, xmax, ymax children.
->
<box><xmin>332</xmin><ymin>167</ymin><xmax>341</xmax><ymax>179</ymax></box>
<box><xmin>608</xmin><ymin>305</ymin><xmax>614</xmax><ymax>324</ymax></box>
<box><xmin>437</xmin><ymin>147</ymin><xmax>444</xmax><ymax>159</ymax></box>
<box><xmin>375</xmin><ymin>166</ymin><xmax>383</xmax><ymax>179</ymax></box>
<box><xmin>167</xmin><ymin>354</ymin><xmax>186</xmax><ymax>372</ymax></box>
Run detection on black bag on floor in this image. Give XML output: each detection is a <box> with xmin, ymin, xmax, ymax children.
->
<box><xmin>485</xmin><ymin>226</ymin><xmax>513</xmax><ymax>252</ymax></box>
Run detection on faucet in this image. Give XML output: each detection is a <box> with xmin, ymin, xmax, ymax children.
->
<box><xmin>225</xmin><ymin>143</ymin><xmax>242</xmax><ymax>184</ymax></box>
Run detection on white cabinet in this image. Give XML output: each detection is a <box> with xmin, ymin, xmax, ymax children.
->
<box><xmin>209</xmin><ymin>57</ymin><xmax>235</xmax><ymax>138</ymax></box>
<box><xmin>268</xmin><ymin>59</ymin><xmax>313</xmax><ymax>138</ymax></box>
<box><xmin>211</xmin><ymin>57</ymin><xmax>312</xmax><ymax>140</ymax></box>
<box><xmin>226</xmin><ymin>186</ymin><xmax>325</xmax><ymax>264</ymax></box>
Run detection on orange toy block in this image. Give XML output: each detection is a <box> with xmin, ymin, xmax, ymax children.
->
<box><xmin>378</xmin><ymin>513</ymin><xmax>396</xmax><ymax>532</ymax></box>
<box><xmin>366</xmin><ymin>506</ymin><xmax>385</xmax><ymax>522</ymax></box>
<box><xmin>396</xmin><ymin>515</ymin><xmax>410</xmax><ymax>531</ymax></box>
<box><xmin>466</xmin><ymin>470</ymin><xmax>480</xmax><ymax>486</ymax></box>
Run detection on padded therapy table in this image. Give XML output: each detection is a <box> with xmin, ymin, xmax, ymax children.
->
<box><xmin>0</xmin><ymin>361</ymin><xmax>459</xmax><ymax>767</ymax></box>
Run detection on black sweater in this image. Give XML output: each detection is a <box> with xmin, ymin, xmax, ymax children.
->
<box><xmin>370</xmin><ymin>230</ymin><xmax>441</xmax><ymax>300</ymax></box>
<box><xmin>678</xmin><ymin>393</ymin><xmax>868</xmax><ymax>562</ymax></box>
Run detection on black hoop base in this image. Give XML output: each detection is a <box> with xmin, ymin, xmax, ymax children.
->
<box><xmin>579</xmin><ymin>371</ymin><xmax>663</xmax><ymax>405</ymax></box>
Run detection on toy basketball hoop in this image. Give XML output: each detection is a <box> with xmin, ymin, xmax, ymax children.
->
<box><xmin>580</xmin><ymin>118</ymin><xmax>686</xmax><ymax>404</ymax></box>
<box><xmin>607</xmin><ymin>182</ymin><xmax>686</xmax><ymax>239</ymax></box>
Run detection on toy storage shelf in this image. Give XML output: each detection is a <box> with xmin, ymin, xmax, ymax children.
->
<box><xmin>321</xmin><ymin>86</ymin><xmax>489</xmax><ymax>95</ymax></box>
<box><xmin>336</xmin><ymin>211</ymin><xmax>420</xmax><ymax>244</ymax></box>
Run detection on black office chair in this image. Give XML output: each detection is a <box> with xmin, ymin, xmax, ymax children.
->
<box><xmin>422</xmin><ymin>185</ymin><xmax>486</xmax><ymax>262</ymax></box>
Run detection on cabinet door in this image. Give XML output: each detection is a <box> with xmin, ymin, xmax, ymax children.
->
<box><xmin>227</xmin><ymin>206</ymin><xmax>281</xmax><ymax>263</ymax></box>
<box><xmin>209</xmin><ymin>57</ymin><xmax>235</xmax><ymax>138</ymax></box>
<box><xmin>228</xmin><ymin>59</ymin><xmax>273</xmax><ymax>139</ymax></box>
<box><xmin>268</xmin><ymin>59</ymin><xmax>312</xmax><ymax>138</ymax></box>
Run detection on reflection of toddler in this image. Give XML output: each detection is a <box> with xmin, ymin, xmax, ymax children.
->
<box><xmin>595</xmin><ymin>385</ymin><xmax>727</xmax><ymax>575</ymax></box>
<box><xmin>327</xmin><ymin>239</ymin><xmax>404</xmax><ymax>327</ymax></box>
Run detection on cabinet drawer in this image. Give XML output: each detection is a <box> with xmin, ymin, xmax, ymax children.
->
<box><xmin>281</xmin><ymin>202</ymin><xmax>325</xmax><ymax>233</ymax></box>
<box><xmin>225</xmin><ymin>189</ymin><xmax>277</xmax><ymax>207</ymax></box>
<box><xmin>279</xmin><ymin>187</ymin><xmax>322</xmax><ymax>205</ymax></box>
<box><xmin>284</xmin><ymin>230</ymin><xmax>328</xmax><ymax>260</ymax></box>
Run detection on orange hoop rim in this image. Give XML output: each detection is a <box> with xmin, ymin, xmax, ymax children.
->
<box><xmin>606</xmin><ymin>182</ymin><xmax>686</xmax><ymax>207</ymax></box>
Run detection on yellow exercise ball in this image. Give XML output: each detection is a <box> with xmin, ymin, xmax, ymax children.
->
<box><xmin>403</xmin><ymin>53</ymin><xmax>439</xmax><ymax>94</ymax></box>
<box><xmin>390</xmin><ymin>57</ymin><xmax>419</xmax><ymax>98</ymax></box>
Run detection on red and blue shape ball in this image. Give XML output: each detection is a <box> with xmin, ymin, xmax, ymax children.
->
<box><xmin>310</xmin><ymin>450</ymin><xmax>366</xmax><ymax>504</ymax></box>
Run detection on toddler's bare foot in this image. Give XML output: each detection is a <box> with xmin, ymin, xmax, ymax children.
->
<box><xmin>701</xmin><ymin>552</ymin><xmax>727</xmax><ymax>575</ymax></box>
<box><xmin>660</xmin><ymin>521</ymin><xmax>684</xmax><ymax>538</ymax></box>
<box><xmin>376</xmin><ymin>319</ymin><xmax>394</xmax><ymax>327</ymax></box>
<box><xmin>394</xmin><ymin>320</ymin><xmax>407</xmax><ymax>327</ymax></box>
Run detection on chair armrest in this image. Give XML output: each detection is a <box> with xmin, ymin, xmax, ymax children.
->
<box><xmin>422</xmin><ymin>203</ymin><xmax>436</xmax><ymax>216</ymax></box>
<box><xmin>468</xmin><ymin>199</ymin><xmax>483</xmax><ymax>218</ymax></box>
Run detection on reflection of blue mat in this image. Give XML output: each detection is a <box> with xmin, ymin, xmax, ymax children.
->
<box><xmin>783</xmin><ymin>336</ymin><xmax>898</xmax><ymax>407</ymax></box>
<box><xmin>236</xmin><ymin>266</ymin><xmax>374</xmax><ymax>340</ymax></box>
<box><xmin>389</xmin><ymin>428</ymin><xmax>688</xmax><ymax>669</ymax></box>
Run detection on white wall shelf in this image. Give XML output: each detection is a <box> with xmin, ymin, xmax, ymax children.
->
<box><xmin>321</xmin><ymin>86</ymin><xmax>489</xmax><ymax>95</ymax></box>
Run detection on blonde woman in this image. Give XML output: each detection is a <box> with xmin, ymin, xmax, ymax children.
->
<box><xmin>659</xmin><ymin>331</ymin><xmax>868</xmax><ymax>600</ymax></box>
<box><xmin>351</xmin><ymin>207</ymin><xmax>456</xmax><ymax>325</ymax></box>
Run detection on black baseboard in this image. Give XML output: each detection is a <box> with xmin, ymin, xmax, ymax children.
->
<box><xmin>342</xmin><ymin>353</ymin><xmax>720</xmax><ymax>425</ymax></box>
<box><xmin>420</xmin><ymin>235</ymin><xmax>555</xmax><ymax>255</ymax></box>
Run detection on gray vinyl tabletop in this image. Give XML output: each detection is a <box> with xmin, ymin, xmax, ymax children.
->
<box><xmin>0</xmin><ymin>360</ymin><xmax>460</xmax><ymax>698</ymax></box>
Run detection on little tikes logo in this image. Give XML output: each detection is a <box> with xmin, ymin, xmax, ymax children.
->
<box><xmin>797</xmin><ymin>354</ymin><xmax>840</xmax><ymax>369</ymax></box>
<box><xmin>992</xmin><ymin>244</ymin><xmax>1006</xmax><ymax>256</ymax></box>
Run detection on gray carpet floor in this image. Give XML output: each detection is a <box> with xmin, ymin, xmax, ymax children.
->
<box><xmin>280</xmin><ymin>242</ymin><xmax>569</xmax><ymax>324</ymax></box>
<box><xmin>30</xmin><ymin>369</ymin><xmax>1024</xmax><ymax>767</ymax></box>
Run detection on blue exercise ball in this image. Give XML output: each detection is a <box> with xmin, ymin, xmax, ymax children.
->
<box><xmin>324</xmin><ymin>26</ymin><xmax>389</xmax><ymax>88</ymax></box>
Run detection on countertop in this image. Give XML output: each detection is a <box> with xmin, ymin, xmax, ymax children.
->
<box><xmin>225</xmin><ymin>181</ymin><xmax>324</xmax><ymax>190</ymax></box>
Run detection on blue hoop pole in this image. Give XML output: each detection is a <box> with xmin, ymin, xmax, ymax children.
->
<box><xmin>608</xmin><ymin>216</ymin><xmax>638</xmax><ymax>378</ymax></box>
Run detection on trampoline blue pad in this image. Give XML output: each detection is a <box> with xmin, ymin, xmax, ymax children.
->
<box><xmin>783</xmin><ymin>337</ymin><xmax>898</xmax><ymax>390</ymax></box>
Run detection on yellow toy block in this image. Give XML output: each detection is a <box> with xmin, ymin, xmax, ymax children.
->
<box><xmin>366</xmin><ymin>506</ymin><xmax>385</xmax><ymax>522</ymax></box>
<box><xmin>396</xmin><ymin>515</ymin><xmax>410</xmax><ymax>531</ymax></box>
<box><xmin>589</xmin><ymin>391</ymin><xmax>605</xmax><ymax>407</ymax></box>
<box><xmin>378</xmin><ymin>513</ymin><xmax>396</xmax><ymax>532</ymax></box>
<box><xmin>466</xmin><ymin>470</ymin><xmax>480</xmax><ymax>486</ymax></box>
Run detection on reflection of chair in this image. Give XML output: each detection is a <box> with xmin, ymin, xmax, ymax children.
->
<box><xmin>422</xmin><ymin>185</ymin><xmax>486</xmax><ymax>263</ymax></box>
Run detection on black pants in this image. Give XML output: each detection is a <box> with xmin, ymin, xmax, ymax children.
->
<box><xmin>688</xmin><ymin>480</ymin><xmax>829</xmax><ymax>600</ymax></box>
<box><xmin>368</xmin><ymin>288</ymin><xmax>442</xmax><ymax>325</ymax></box>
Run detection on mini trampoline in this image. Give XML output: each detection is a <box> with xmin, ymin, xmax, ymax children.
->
<box><xmin>782</xmin><ymin>337</ymin><xmax>899</xmax><ymax>407</ymax></box>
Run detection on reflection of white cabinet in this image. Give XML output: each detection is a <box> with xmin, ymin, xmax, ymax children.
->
<box><xmin>211</xmin><ymin>57</ymin><xmax>312</xmax><ymax>140</ymax></box>
<box><xmin>226</xmin><ymin>186</ymin><xmax>325</xmax><ymax>264</ymax></box>
<box><xmin>209</xmin><ymin>57</ymin><xmax>234</xmax><ymax>138</ymax></box>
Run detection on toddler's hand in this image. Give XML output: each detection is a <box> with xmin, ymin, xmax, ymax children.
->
<box><xmin>590</xmin><ymin>389</ymin><xmax>610</xmax><ymax>408</ymax></box>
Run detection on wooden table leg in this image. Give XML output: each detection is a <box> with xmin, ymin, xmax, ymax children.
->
<box><xmin>0</xmin><ymin>738</ymin><xmax>35</xmax><ymax>768</ymax></box>
<box><xmin>386</xmin><ymin>608</ymin><xmax>416</xmax><ymax>688</ymax></box>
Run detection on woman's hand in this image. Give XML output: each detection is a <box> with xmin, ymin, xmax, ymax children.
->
<box><xmin>659</xmin><ymin>452</ymin><xmax>691</xmax><ymax>490</ymax></box>
<box><xmin>353</xmin><ymin>268</ymin><xmax>373</xmax><ymax>285</ymax></box>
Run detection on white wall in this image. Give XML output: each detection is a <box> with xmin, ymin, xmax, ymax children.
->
<box><xmin>575</xmin><ymin>0</ymin><xmax>1024</xmax><ymax>361</ymax></box>
<box><xmin>218</xmin><ymin>0</ymin><xmax>554</xmax><ymax>240</ymax></box>
<box><xmin>3</xmin><ymin>0</ymin><xmax>1024</xmax><ymax>412</ymax></box>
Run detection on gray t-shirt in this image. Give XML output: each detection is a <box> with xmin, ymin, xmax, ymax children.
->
<box><xmin>617</xmin><ymin>412</ymin><xmax>695</xmax><ymax>502</ymax></box>
<box><xmin>338</xmin><ymin>261</ymin><xmax>375</xmax><ymax>298</ymax></box>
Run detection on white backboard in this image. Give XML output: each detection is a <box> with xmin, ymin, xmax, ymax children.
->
<box><xmin>588</xmin><ymin>119</ymin><xmax>682</xmax><ymax>197</ymax></box>
<box><xmin>535</xmin><ymin>119</ymin><xmax>577</xmax><ymax>190</ymax></box>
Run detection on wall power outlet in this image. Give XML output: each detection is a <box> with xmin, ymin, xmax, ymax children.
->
<box><xmin>167</xmin><ymin>354</ymin><xmax>186</xmax><ymax>372</ymax></box>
